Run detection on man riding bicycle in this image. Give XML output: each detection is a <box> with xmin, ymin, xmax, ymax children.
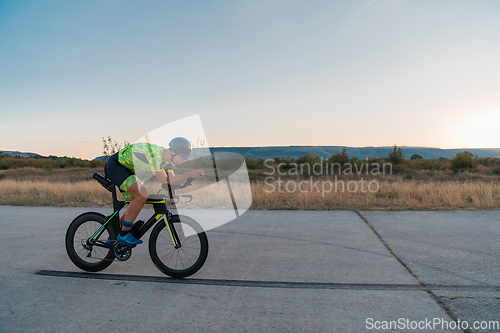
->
<box><xmin>105</xmin><ymin>137</ymin><xmax>204</xmax><ymax>245</ymax></box>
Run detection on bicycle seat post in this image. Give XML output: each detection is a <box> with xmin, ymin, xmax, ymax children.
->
<box><xmin>111</xmin><ymin>183</ymin><xmax>126</xmax><ymax>212</ymax></box>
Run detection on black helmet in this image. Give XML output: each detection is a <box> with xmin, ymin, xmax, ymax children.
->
<box><xmin>168</xmin><ymin>137</ymin><xmax>191</xmax><ymax>159</ymax></box>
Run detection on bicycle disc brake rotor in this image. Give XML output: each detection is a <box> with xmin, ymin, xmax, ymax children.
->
<box><xmin>114</xmin><ymin>242</ymin><xmax>132</xmax><ymax>261</ymax></box>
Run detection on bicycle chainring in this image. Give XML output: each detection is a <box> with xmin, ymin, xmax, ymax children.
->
<box><xmin>114</xmin><ymin>242</ymin><xmax>132</xmax><ymax>261</ymax></box>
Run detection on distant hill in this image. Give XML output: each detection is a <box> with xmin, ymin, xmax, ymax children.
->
<box><xmin>1</xmin><ymin>151</ymin><xmax>42</xmax><ymax>158</ymax></box>
<box><xmin>4</xmin><ymin>146</ymin><xmax>500</xmax><ymax>161</ymax></box>
<box><xmin>208</xmin><ymin>146</ymin><xmax>500</xmax><ymax>160</ymax></box>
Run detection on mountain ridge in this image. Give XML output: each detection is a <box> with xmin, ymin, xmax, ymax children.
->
<box><xmin>1</xmin><ymin>151</ymin><xmax>42</xmax><ymax>158</ymax></box>
<box><xmin>207</xmin><ymin>146</ymin><xmax>500</xmax><ymax>160</ymax></box>
<box><xmin>4</xmin><ymin>146</ymin><xmax>500</xmax><ymax>161</ymax></box>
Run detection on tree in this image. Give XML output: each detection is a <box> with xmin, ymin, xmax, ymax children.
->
<box><xmin>192</xmin><ymin>137</ymin><xmax>206</xmax><ymax>149</ymax></box>
<box><xmin>102</xmin><ymin>136</ymin><xmax>130</xmax><ymax>157</ymax></box>
<box><xmin>387</xmin><ymin>145</ymin><xmax>405</xmax><ymax>164</ymax></box>
<box><xmin>329</xmin><ymin>148</ymin><xmax>350</xmax><ymax>167</ymax></box>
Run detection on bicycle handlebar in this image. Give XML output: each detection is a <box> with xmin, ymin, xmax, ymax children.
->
<box><xmin>162</xmin><ymin>177</ymin><xmax>195</xmax><ymax>191</ymax></box>
<box><xmin>172</xmin><ymin>177</ymin><xmax>195</xmax><ymax>190</ymax></box>
<box><xmin>158</xmin><ymin>177</ymin><xmax>197</xmax><ymax>201</ymax></box>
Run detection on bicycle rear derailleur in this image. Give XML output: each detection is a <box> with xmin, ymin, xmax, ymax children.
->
<box><xmin>114</xmin><ymin>242</ymin><xmax>133</xmax><ymax>261</ymax></box>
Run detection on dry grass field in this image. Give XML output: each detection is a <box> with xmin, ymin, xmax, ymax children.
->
<box><xmin>0</xmin><ymin>167</ymin><xmax>499</xmax><ymax>210</ymax></box>
<box><xmin>0</xmin><ymin>179</ymin><xmax>110</xmax><ymax>207</ymax></box>
<box><xmin>250</xmin><ymin>176</ymin><xmax>500</xmax><ymax>210</ymax></box>
<box><xmin>0</xmin><ymin>167</ymin><xmax>109</xmax><ymax>207</ymax></box>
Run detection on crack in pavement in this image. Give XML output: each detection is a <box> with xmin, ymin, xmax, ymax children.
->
<box><xmin>354</xmin><ymin>210</ymin><xmax>472</xmax><ymax>333</ymax></box>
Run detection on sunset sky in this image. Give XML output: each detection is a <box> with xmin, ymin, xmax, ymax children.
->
<box><xmin>1</xmin><ymin>0</ymin><xmax>499</xmax><ymax>159</ymax></box>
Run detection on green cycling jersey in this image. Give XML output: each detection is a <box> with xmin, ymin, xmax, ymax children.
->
<box><xmin>118</xmin><ymin>142</ymin><xmax>173</xmax><ymax>173</ymax></box>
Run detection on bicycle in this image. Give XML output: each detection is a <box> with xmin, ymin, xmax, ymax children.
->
<box><xmin>65</xmin><ymin>173</ymin><xmax>208</xmax><ymax>278</ymax></box>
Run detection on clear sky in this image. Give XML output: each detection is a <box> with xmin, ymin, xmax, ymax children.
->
<box><xmin>1</xmin><ymin>0</ymin><xmax>499</xmax><ymax>160</ymax></box>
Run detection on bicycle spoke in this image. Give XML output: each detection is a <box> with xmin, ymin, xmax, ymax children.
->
<box><xmin>179</xmin><ymin>248</ymin><xmax>198</xmax><ymax>259</ymax></box>
<box><xmin>72</xmin><ymin>221</ymin><xmax>110</xmax><ymax>263</ymax></box>
<box><xmin>166</xmin><ymin>248</ymin><xmax>176</xmax><ymax>267</ymax></box>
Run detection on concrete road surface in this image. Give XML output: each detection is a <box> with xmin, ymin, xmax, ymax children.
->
<box><xmin>0</xmin><ymin>206</ymin><xmax>498</xmax><ymax>332</ymax></box>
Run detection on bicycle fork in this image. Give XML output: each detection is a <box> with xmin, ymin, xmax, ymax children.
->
<box><xmin>159</xmin><ymin>214</ymin><xmax>182</xmax><ymax>249</ymax></box>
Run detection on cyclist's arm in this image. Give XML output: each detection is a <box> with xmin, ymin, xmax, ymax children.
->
<box><xmin>153</xmin><ymin>169</ymin><xmax>204</xmax><ymax>185</ymax></box>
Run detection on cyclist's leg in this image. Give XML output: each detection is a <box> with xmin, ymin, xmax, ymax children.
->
<box><xmin>106</xmin><ymin>154</ymin><xmax>147</xmax><ymax>241</ymax></box>
<box><xmin>119</xmin><ymin>205</ymin><xmax>126</xmax><ymax>228</ymax></box>
<box><xmin>122</xmin><ymin>181</ymin><xmax>149</xmax><ymax>232</ymax></box>
<box><xmin>113</xmin><ymin>179</ymin><xmax>148</xmax><ymax>244</ymax></box>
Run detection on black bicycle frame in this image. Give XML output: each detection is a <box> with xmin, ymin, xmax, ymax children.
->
<box><xmin>89</xmin><ymin>184</ymin><xmax>181</xmax><ymax>249</ymax></box>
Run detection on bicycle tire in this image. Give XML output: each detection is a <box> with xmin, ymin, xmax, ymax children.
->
<box><xmin>65</xmin><ymin>212</ymin><xmax>116</xmax><ymax>272</ymax></box>
<box><xmin>149</xmin><ymin>215</ymin><xmax>208</xmax><ymax>278</ymax></box>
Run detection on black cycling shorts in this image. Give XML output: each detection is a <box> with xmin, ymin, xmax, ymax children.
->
<box><xmin>104</xmin><ymin>153</ymin><xmax>137</xmax><ymax>192</ymax></box>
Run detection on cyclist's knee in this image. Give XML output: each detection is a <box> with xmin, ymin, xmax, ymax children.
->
<box><xmin>127</xmin><ymin>182</ymin><xmax>149</xmax><ymax>199</ymax></box>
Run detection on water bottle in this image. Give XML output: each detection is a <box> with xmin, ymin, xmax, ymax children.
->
<box><xmin>92</xmin><ymin>173</ymin><xmax>113</xmax><ymax>192</ymax></box>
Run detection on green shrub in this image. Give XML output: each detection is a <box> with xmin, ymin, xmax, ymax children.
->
<box><xmin>406</xmin><ymin>158</ymin><xmax>448</xmax><ymax>171</ymax></box>
<box><xmin>0</xmin><ymin>154</ymin><xmax>105</xmax><ymax>170</ymax></box>
<box><xmin>272</xmin><ymin>155</ymin><xmax>296</xmax><ymax>170</ymax></box>
<box><xmin>450</xmin><ymin>151</ymin><xmax>478</xmax><ymax>172</ymax></box>
<box><xmin>479</xmin><ymin>157</ymin><xmax>500</xmax><ymax>167</ymax></box>
<box><xmin>245</xmin><ymin>157</ymin><xmax>266</xmax><ymax>170</ymax></box>
<box><xmin>410</xmin><ymin>154</ymin><xmax>423</xmax><ymax>160</ymax></box>
<box><xmin>296</xmin><ymin>152</ymin><xmax>322</xmax><ymax>165</ymax></box>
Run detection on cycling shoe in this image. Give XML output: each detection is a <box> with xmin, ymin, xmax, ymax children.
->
<box><xmin>117</xmin><ymin>233</ymin><xmax>143</xmax><ymax>245</ymax></box>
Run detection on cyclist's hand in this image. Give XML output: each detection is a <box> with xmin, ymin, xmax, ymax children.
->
<box><xmin>190</xmin><ymin>170</ymin><xmax>205</xmax><ymax>179</ymax></box>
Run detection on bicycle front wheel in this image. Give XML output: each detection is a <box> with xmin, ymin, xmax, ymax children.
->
<box><xmin>149</xmin><ymin>215</ymin><xmax>208</xmax><ymax>278</ymax></box>
<box><xmin>65</xmin><ymin>212</ymin><xmax>116</xmax><ymax>272</ymax></box>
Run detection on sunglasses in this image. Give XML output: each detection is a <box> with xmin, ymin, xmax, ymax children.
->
<box><xmin>177</xmin><ymin>150</ymin><xmax>190</xmax><ymax>160</ymax></box>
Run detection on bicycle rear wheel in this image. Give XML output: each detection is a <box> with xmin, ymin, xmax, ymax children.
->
<box><xmin>65</xmin><ymin>212</ymin><xmax>116</xmax><ymax>272</ymax></box>
<box><xmin>149</xmin><ymin>215</ymin><xmax>208</xmax><ymax>278</ymax></box>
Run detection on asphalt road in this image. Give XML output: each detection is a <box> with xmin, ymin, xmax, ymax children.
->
<box><xmin>0</xmin><ymin>206</ymin><xmax>498</xmax><ymax>332</ymax></box>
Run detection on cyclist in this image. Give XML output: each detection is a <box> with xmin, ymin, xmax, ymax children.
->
<box><xmin>104</xmin><ymin>137</ymin><xmax>204</xmax><ymax>245</ymax></box>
